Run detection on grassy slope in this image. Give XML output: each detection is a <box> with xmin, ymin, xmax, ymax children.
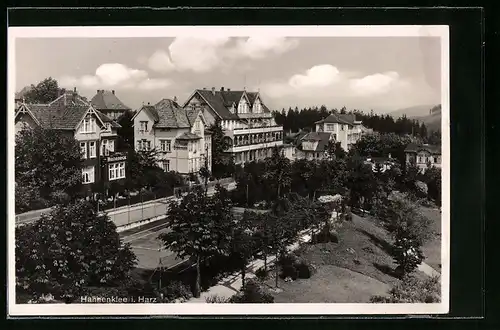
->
<box><xmin>266</xmin><ymin>208</ymin><xmax>441</xmax><ymax>303</ymax></box>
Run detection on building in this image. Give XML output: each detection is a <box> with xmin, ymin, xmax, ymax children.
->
<box><xmin>314</xmin><ymin>113</ymin><xmax>364</xmax><ymax>151</ymax></box>
<box><xmin>183</xmin><ymin>87</ymin><xmax>284</xmax><ymax>164</ymax></box>
<box><xmin>294</xmin><ymin>131</ymin><xmax>333</xmax><ymax>161</ymax></box>
<box><xmin>14</xmin><ymin>89</ymin><xmax>126</xmax><ymax>195</ymax></box>
<box><xmin>132</xmin><ymin>98</ymin><xmax>212</xmax><ymax>176</ymax></box>
<box><xmin>404</xmin><ymin>143</ymin><xmax>441</xmax><ymax>172</ymax></box>
<box><xmin>90</xmin><ymin>89</ymin><xmax>131</xmax><ymax>120</ymax></box>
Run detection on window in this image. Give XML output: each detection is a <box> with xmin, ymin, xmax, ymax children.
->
<box><xmin>434</xmin><ymin>156</ymin><xmax>439</xmax><ymax>163</ymax></box>
<box><xmin>101</xmin><ymin>140</ymin><xmax>108</xmax><ymax>156</ymax></box>
<box><xmin>326</xmin><ymin>124</ymin><xmax>335</xmax><ymax>131</ymax></box>
<box><xmin>139</xmin><ymin>121</ymin><xmax>149</xmax><ymax>133</ymax></box>
<box><xmin>109</xmin><ymin>161</ymin><xmax>126</xmax><ymax>181</ymax></box>
<box><xmin>89</xmin><ymin>141</ymin><xmax>96</xmax><ymax>158</ymax></box>
<box><xmin>82</xmin><ymin>166</ymin><xmax>95</xmax><ymax>184</ymax></box>
<box><xmin>81</xmin><ymin>117</ymin><xmax>96</xmax><ymax>133</ymax></box>
<box><xmin>108</xmin><ymin>140</ymin><xmax>115</xmax><ymax>152</ymax></box>
<box><xmin>80</xmin><ymin>142</ymin><xmax>87</xmax><ymax>159</ymax></box>
<box><xmin>161</xmin><ymin>160</ymin><xmax>170</xmax><ymax>172</ymax></box>
<box><xmin>160</xmin><ymin>139</ymin><xmax>171</xmax><ymax>152</ymax></box>
<box><xmin>104</xmin><ymin>123</ymin><xmax>111</xmax><ymax>132</ymax></box>
<box><xmin>341</xmin><ymin>125</ymin><xmax>345</xmax><ymax>131</ymax></box>
<box><xmin>138</xmin><ymin>139</ymin><xmax>151</xmax><ymax>151</ymax></box>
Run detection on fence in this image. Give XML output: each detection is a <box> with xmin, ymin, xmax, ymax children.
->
<box><xmin>173</xmin><ymin>178</ymin><xmax>234</xmax><ymax>198</ymax></box>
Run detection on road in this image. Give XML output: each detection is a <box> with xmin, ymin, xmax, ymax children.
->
<box><xmin>15</xmin><ymin>182</ymin><xmax>236</xmax><ymax>227</ymax></box>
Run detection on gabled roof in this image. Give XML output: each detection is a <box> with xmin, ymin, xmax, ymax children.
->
<box><xmin>154</xmin><ymin>98</ymin><xmax>191</xmax><ymax>128</ymax></box>
<box><xmin>48</xmin><ymin>91</ymin><xmax>89</xmax><ymax>107</ymax></box>
<box><xmin>90</xmin><ymin>90</ymin><xmax>131</xmax><ymax>111</ymax></box>
<box><xmin>315</xmin><ymin>113</ymin><xmax>359</xmax><ymax>126</ymax></box>
<box><xmin>176</xmin><ymin>132</ymin><xmax>202</xmax><ymax>140</ymax></box>
<box><xmin>188</xmin><ymin>89</ymin><xmax>271</xmax><ymax>120</ymax></box>
<box><xmin>299</xmin><ymin>131</ymin><xmax>332</xmax><ymax>152</ymax></box>
<box><xmin>18</xmin><ymin>102</ymin><xmax>119</xmax><ymax>130</ymax></box>
<box><xmin>404</xmin><ymin>143</ymin><xmax>441</xmax><ymax>154</ymax></box>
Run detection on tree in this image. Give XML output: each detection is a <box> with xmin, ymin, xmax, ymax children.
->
<box><xmin>376</xmin><ymin>192</ymin><xmax>433</xmax><ymax>276</ymax></box>
<box><xmin>371</xmin><ymin>275</ymin><xmax>440</xmax><ymax>303</ymax></box>
<box><xmin>159</xmin><ymin>185</ymin><xmax>233</xmax><ymax>297</ymax></box>
<box><xmin>209</xmin><ymin>119</ymin><xmax>234</xmax><ymax>179</ymax></box>
<box><xmin>227</xmin><ymin>212</ymin><xmax>255</xmax><ymax>287</ymax></box>
<box><xmin>15</xmin><ymin>200</ymin><xmax>137</xmax><ymax>302</ymax></box>
<box><xmin>263</xmin><ymin>147</ymin><xmax>292</xmax><ymax>199</ymax></box>
<box><xmin>116</xmin><ymin>110</ymin><xmax>136</xmax><ymax>150</ymax></box>
<box><xmin>23</xmin><ymin>77</ymin><xmax>65</xmax><ymax>104</ymax></box>
<box><xmin>15</xmin><ymin>126</ymin><xmax>83</xmax><ymax>211</ymax></box>
<box><xmin>326</xmin><ymin>141</ymin><xmax>346</xmax><ymax>160</ymax></box>
<box><xmin>423</xmin><ymin>166</ymin><xmax>441</xmax><ymax>206</ymax></box>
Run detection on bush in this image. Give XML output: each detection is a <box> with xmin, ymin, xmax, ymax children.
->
<box><xmin>281</xmin><ymin>264</ymin><xmax>298</xmax><ymax>280</ymax></box>
<box><xmin>160</xmin><ymin>281</ymin><xmax>193</xmax><ymax>302</ymax></box>
<box><xmin>278</xmin><ymin>253</ymin><xmax>298</xmax><ymax>267</ymax></box>
<box><xmin>295</xmin><ymin>260</ymin><xmax>313</xmax><ymax>279</ymax></box>
<box><xmin>370</xmin><ymin>275</ymin><xmax>440</xmax><ymax>303</ymax></box>
<box><xmin>392</xmin><ymin>236</ymin><xmax>425</xmax><ymax>277</ymax></box>
<box><xmin>229</xmin><ymin>280</ymin><xmax>274</xmax><ymax>303</ymax></box>
<box><xmin>205</xmin><ymin>294</ymin><xmax>231</xmax><ymax>303</ymax></box>
<box><xmin>255</xmin><ymin>267</ymin><xmax>269</xmax><ymax>281</ymax></box>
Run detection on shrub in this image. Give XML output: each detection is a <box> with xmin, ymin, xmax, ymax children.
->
<box><xmin>278</xmin><ymin>253</ymin><xmax>298</xmax><ymax>267</ymax></box>
<box><xmin>229</xmin><ymin>280</ymin><xmax>274</xmax><ymax>303</ymax></box>
<box><xmin>295</xmin><ymin>260</ymin><xmax>313</xmax><ymax>279</ymax></box>
<box><xmin>392</xmin><ymin>236</ymin><xmax>425</xmax><ymax>277</ymax></box>
<box><xmin>205</xmin><ymin>294</ymin><xmax>231</xmax><ymax>303</ymax></box>
<box><xmin>160</xmin><ymin>281</ymin><xmax>193</xmax><ymax>302</ymax></box>
<box><xmin>370</xmin><ymin>275</ymin><xmax>440</xmax><ymax>303</ymax></box>
<box><xmin>255</xmin><ymin>267</ymin><xmax>269</xmax><ymax>281</ymax></box>
<box><xmin>281</xmin><ymin>264</ymin><xmax>298</xmax><ymax>280</ymax></box>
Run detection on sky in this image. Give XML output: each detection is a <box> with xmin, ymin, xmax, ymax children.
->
<box><xmin>15</xmin><ymin>36</ymin><xmax>442</xmax><ymax>113</ymax></box>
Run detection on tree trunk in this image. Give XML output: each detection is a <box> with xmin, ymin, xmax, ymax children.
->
<box><xmin>246</xmin><ymin>183</ymin><xmax>249</xmax><ymax>208</ymax></box>
<box><xmin>263</xmin><ymin>250</ymin><xmax>268</xmax><ymax>272</ymax></box>
<box><xmin>275</xmin><ymin>260</ymin><xmax>279</xmax><ymax>288</ymax></box>
<box><xmin>313</xmin><ymin>190</ymin><xmax>316</xmax><ymax>200</ymax></box>
<box><xmin>194</xmin><ymin>255</ymin><xmax>201</xmax><ymax>298</ymax></box>
<box><xmin>241</xmin><ymin>264</ymin><xmax>246</xmax><ymax>288</ymax></box>
<box><xmin>277</xmin><ymin>184</ymin><xmax>281</xmax><ymax>199</ymax></box>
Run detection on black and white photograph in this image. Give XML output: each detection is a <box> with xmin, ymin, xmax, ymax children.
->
<box><xmin>8</xmin><ymin>25</ymin><xmax>449</xmax><ymax>316</ymax></box>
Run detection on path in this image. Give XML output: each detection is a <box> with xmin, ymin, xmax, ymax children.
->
<box><xmin>15</xmin><ymin>181</ymin><xmax>236</xmax><ymax>227</ymax></box>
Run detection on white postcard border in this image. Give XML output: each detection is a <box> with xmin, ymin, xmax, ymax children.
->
<box><xmin>7</xmin><ymin>25</ymin><xmax>450</xmax><ymax>316</ymax></box>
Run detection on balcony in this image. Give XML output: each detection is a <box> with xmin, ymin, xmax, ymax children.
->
<box><xmin>237</xmin><ymin>112</ymin><xmax>273</xmax><ymax>119</ymax></box>
<box><xmin>228</xmin><ymin>140</ymin><xmax>283</xmax><ymax>153</ymax></box>
<box><xmin>231</xmin><ymin>125</ymin><xmax>283</xmax><ymax>135</ymax></box>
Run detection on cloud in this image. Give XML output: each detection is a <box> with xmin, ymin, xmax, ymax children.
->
<box><xmin>59</xmin><ymin>63</ymin><xmax>172</xmax><ymax>91</ymax></box>
<box><xmin>230</xmin><ymin>37</ymin><xmax>299</xmax><ymax>60</ymax></box>
<box><xmin>146</xmin><ymin>36</ymin><xmax>299</xmax><ymax>73</ymax></box>
<box><xmin>349</xmin><ymin>71</ymin><xmax>402</xmax><ymax>96</ymax></box>
<box><xmin>259</xmin><ymin>64</ymin><xmax>422</xmax><ymax>111</ymax></box>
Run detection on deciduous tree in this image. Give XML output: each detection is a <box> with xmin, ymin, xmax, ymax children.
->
<box><xmin>22</xmin><ymin>77</ymin><xmax>65</xmax><ymax>104</ymax></box>
<box><xmin>15</xmin><ymin>200</ymin><xmax>137</xmax><ymax>302</ymax></box>
<box><xmin>15</xmin><ymin>126</ymin><xmax>83</xmax><ymax>212</ymax></box>
<box><xmin>159</xmin><ymin>185</ymin><xmax>233</xmax><ymax>297</ymax></box>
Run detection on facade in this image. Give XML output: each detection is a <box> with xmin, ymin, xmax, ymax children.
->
<box><xmin>404</xmin><ymin>143</ymin><xmax>442</xmax><ymax>172</ymax></box>
<box><xmin>90</xmin><ymin>89</ymin><xmax>131</xmax><ymax>120</ymax></box>
<box><xmin>14</xmin><ymin>90</ymin><xmax>126</xmax><ymax>194</ymax></box>
<box><xmin>132</xmin><ymin>98</ymin><xmax>212</xmax><ymax>175</ymax></box>
<box><xmin>183</xmin><ymin>87</ymin><xmax>284</xmax><ymax>164</ymax></box>
<box><xmin>315</xmin><ymin>113</ymin><xmax>364</xmax><ymax>151</ymax></box>
<box><xmin>294</xmin><ymin>131</ymin><xmax>333</xmax><ymax>161</ymax></box>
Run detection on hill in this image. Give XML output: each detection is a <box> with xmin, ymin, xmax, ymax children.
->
<box><xmin>388</xmin><ymin>104</ymin><xmax>437</xmax><ymax>119</ymax></box>
<box><xmin>414</xmin><ymin>104</ymin><xmax>441</xmax><ymax>132</ymax></box>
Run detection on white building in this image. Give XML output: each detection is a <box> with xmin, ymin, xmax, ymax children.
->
<box><xmin>314</xmin><ymin>113</ymin><xmax>365</xmax><ymax>151</ymax></box>
<box><xmin>132</xmin><ymin>98</ymin><xmax>212</xmax><ymax>175</ymax></box>
<box><xmin>183</xmin><ymin>87</ymin><xmax>284</xmax><ymax>164</ymax></box>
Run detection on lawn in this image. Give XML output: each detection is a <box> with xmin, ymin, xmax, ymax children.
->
<box><xmin>265</xmin><ymin>210</ymin><xmax>437</xmax><ymax>303</ymax></box>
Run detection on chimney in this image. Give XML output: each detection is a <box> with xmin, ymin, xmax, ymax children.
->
<box><xmin>112</xmin><ymin>90</ymin><xmax>115</xmax><ymax>95</ymax></box>
<box><xmin>73</xmin><ymin>87</ymin><xmax>77</xmax><ymax>93</ymax></box>
<box><xmin>211</xmin><ymin>87</ymin><xmax>215</xmax><ymax>95</ymax></box>
<box><xmin>147</xmin><ymin>102</ymin><xmax>150</xmax><ymax>105</ymax></box>
<box><xmin>220</xmin><ymin>87</ymin><xmax>225</xmax><ymax>92</ymax></box>
<box><xmin>203</xmin><ymin>87</ymin><xmax>206</xmax><ymax>90</ymax></box>
<box><xmin>174</xmin><ymin>96</ymin><xmax>178</xmax><ymax>102</ymax></box>
<box><xmin>227</xmin><ymin>88</ymin><xmax>231</xmax><ymax>92</ymax></box>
